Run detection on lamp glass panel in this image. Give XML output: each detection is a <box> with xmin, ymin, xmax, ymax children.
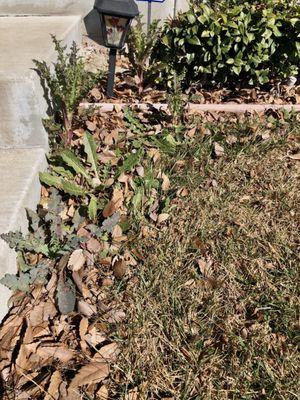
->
<box><xmin>104</xmin><ymin>15</ymin><xmax>128</xmax><ymax>47</ymax></box>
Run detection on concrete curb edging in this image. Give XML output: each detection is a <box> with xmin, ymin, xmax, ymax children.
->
<box><xmin>79</xmin><ymin>102</ymin><xmax>300</xmax><ymax>113</ymax></box>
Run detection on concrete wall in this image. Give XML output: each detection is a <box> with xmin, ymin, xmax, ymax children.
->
<box><xmin>138</xmin><ymin>0</ymin><xmax>189</xmax><ymax>22</ymax></box>
<box><xmin>0</xmin><ymin>0</ymin><xmax>190</xmax><ymax>42</ymax></box>
<box><xmin>0</xmin><ymin>15</ymin><xmax>82</xmax><ymax>149</ymax></box>
<box><xmin>0</xmin><ymin>0</ymin><xmax>190</xmax><ymax>21</ymax></box>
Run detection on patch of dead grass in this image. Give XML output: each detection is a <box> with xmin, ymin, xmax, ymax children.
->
<box><xmin>114</xmin><ymin>116</ymin><xmax>300</xmax><ymax>399</ymax></box>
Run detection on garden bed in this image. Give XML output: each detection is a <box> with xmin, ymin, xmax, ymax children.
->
<box><xmin>86</xmin><ymin>66</ymin><xmax>300</xmax><ymax>106</ymax></box>
<box><xmin>0</xmin><ymin>104</ymin><xmax>299</xmax><ymax>399</ymax></box>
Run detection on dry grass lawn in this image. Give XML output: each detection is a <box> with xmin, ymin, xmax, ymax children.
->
<box><xmin>112</xmin><ymin>114</ymin><xmax>300</xmax><ymax>399</ymax></box>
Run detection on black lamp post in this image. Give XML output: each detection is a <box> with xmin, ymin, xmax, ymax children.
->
<box><xmin>94</xmin><ymin>0</ymin><xmax>139</xmax><ymax>97</ymax></box>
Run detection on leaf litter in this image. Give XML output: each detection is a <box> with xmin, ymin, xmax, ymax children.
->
<box><xmin>0</xmin><ymin>105</ymin><xmax>299</xmax><ymax>399</ymax></box>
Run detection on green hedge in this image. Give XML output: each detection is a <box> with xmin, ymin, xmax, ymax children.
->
<box><xmin>153</xmin><ymin>1</ymin><xmax>300</xmax><ymax>87</ymax></box>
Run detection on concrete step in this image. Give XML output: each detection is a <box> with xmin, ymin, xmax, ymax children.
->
<box><xmin>0</xmin><ymin>0</ymin><xmax>94</xmax><ymax>15</ymax></box>
<box><xmin>0</xmin><ymin>15</ymin><xmax>81</xmax><ymax>149</ymax></box>
<box><xmin>0</xmin><ymin>148</ymin><xmax>46</xmax><ymax>320</ymax></box>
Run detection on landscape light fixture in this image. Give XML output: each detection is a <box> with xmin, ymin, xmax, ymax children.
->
<box><xmin>94</xmin><ymin>0</ymin><xmax>139</xmax><ymax>97</ymax></box>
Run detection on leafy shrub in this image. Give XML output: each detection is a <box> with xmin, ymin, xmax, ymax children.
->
<box><xmin>154</xmin><ymin>1</ymin><xmax>300</xmax><ymax>88</ymax></box>
<box><xmin>125</xmin><ymin>16</ymin><xmax>161</xmax><ymax>94</ymax></box>
<box><xmin>33</xmin><ymin>36</ymin><xmax>102</xmax><ymax>145</ymax></box>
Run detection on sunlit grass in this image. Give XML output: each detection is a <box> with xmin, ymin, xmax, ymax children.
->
<box><xmin>114</xmin><ymin>114</ymin><xmax>300</xmax><ymax>399</ymax></box>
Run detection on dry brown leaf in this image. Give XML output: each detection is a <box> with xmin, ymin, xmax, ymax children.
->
<box><xmin>99</xmin><ymin>256</ymin><xmax>112</xmax><ymax>266</ymax></box>
<box><xmin>99</xmin><ymin>149</ymin><xmax>118</xmax><ymax>165</ymax></box>
<box><xmin>96</xmin><ymin>385</ymin><xmax>109</xmax><ymax>400</ymax></box>
<box><xmin>79</xmin><ymin>317</ymin><xmax>89</xmax><ymax>340</ymax></box>
<box><xmin>124</xmin><ymin>251</ymin><xmax>138</xmax><ymax>266</ymax></box>
<box><xmin>118</xmin><ymin>172</ymin><xmax>130</xmax><ymax>183</ymax></box>
<box><xmin>46</xmin><ymin>271</ymin><xmax>58</xmax><ymax>296</ymax></box>
<box><xmin>148</xmin><ymin>148</ymin><xmax>160</xmax><ymax>163</ymax></box>
<box><xmin>15</xmin><ymin>342</ymin><xmax>39</xmax><ymax>371</ymax></box>
<box><xmin>91</xmin><ymin>88</ymin><xmax>102</xmax><ymax>100</ymax></box>
<box><xmin>86</xmin><ymin>121</ymin><xmax>97</xmax><ymax>132</ymax></box>
<box><xmin>72</xmin><ymin>270</ymin><xmax>83</xmax><ymax>294</ymax></box>
<box><xmin>78</xmin><ymin>300</ymin><xmax>97</xmax><ymax>317</ymax></box>
<box><xmin>178</xmin><ymin>187</ymin><xmax>189</xmax><ymax>197</ymax></box>
<box><xmin>45</xmin><ymin>370</ymin><xmax>63</xmax><ymax>400</ymax></box>
<box><xmin>226</xmin><ymin>135</ymin><xmax>237</xmax><ymax>145</ymax></box>
<box><xmin>33</xmin><ymin>344</ymin><xmax>74</xmax><ymax>365</ymax></box>
<box><xmin>157</xmin><ymin>213</ymin><xmax>170</xmax><ymax>224</ymax></box>
<box><xmin>102</xmin><ymin>278</ymin><xmax>114</xmax><ymax>287</ymax></box>
<box><xmin>60</xmin><ymin>207</ymin><xmax>69</xmax><ymax>221</ymax></box>
<box><xmin>288</xmin><ymin>153</ymin><xmax>300</xmax><ymax>160</ymax></box>
<box><xmin>187</xmin><ymin>126</ymin><xmax>197</xmax><ymax>138</ymax></box>
<box><xmin>86</xmin><ymin>238</ymin><xmax>101</xmax><ymax>254</ymax></box>
<box><xmin>214</xmin><ymin>142</ymin><xmax>225</xmax><ymax>157</ymax></box>
<box><xmin>67</xmin><ymin>204</ymin><xmax>76</xmax><ymax>218</ymax></box>
<box><xmin>103</xmin><ymin>130</ymin><xmax>118</xmax><ymax>145</ymax></box>
<box><xmin>107</xmin><ymin>309</ymin><xmax>126</xmax><ymax>323</ymax></box>
<box><xmin>113</xmin><ymin>259</ymin><xmax>127</xmax><ymax>279</ymax></box>
<box><xmin>112</xmin><ymin>224</ymin><xmax>123</xmax><ymax>239</ymax></box>
<box><xmin>114</xmin><ymin>104</ymin><xmax>122</xmax><ymax>112</ymax></box>
<box><xmin>68</xmin><ymin>249</ymin><xmax>86</xmax><ymax>272</ymax></box>
<box><xmin>69</xmin><ymin>361</ymin><xmax>109</xmax><ymax>389</ymax></box>
<box><xmin>85</xmin><ymin>327</ymin><xmax>106</xmax><ymax>347</ymax></box>
<box><xmin>103</xmin><ymin>200</ymin><xmax>117</xmax><ymax>218</ymax></box>
<box><xmin>0</xmin><ymin>314</ymin><xmax>24</xmax><ymax>368</ymax></box>
<box><xmin>197</xmin><ymin>259</ymin><xmax>209</xmax><ymax>276</ymax></box>
<box><xmin>113</xmin><ymin>234</ymin><xmax>128</xmax><ymax>243</ymax></box>
<box><xmin>103</xmin><ymin>187</ymin><xmax>124</xmax><ymax>218</ymax></box>
<box><xmin>23</xmin><ymin>323</ymin><xmax>51</xmax><ymax>344</ymax></box>
<box><xmin>94</xmin><ymin>342</ymin><xmax>120</xmax><ymax>362</ymax></box>
<box><xmin>125</xmin><ymin>388</ymin><xmax>138</xmax><ymax>400</ymax></box>
<box><xmin>136</xmin><ymin>165</ymin><xmax>145</xmax><ymax>177</ymax></box>
<box><xmin>77</xmin><ymin>227</ymin><xmax>91</xmax><ymax>238</ymax></box>
<box><xmin>161</xmin><ymin>173</ymin><xmax>170</xmax><ymax>191</ymax></box>
<box><xmin>112</xmin><ymin>187</ymin><xmax>124</xmax><ymax>209</ymax></box>
<box><xmin>28</xmin><ymin>301</ymin><xmax>57</xmax><ymax>327</ymax></box>
<box><xmin>149</xmin><ymin>212</ymin><xmax>158</xmax><ymax>222</ymax></box>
